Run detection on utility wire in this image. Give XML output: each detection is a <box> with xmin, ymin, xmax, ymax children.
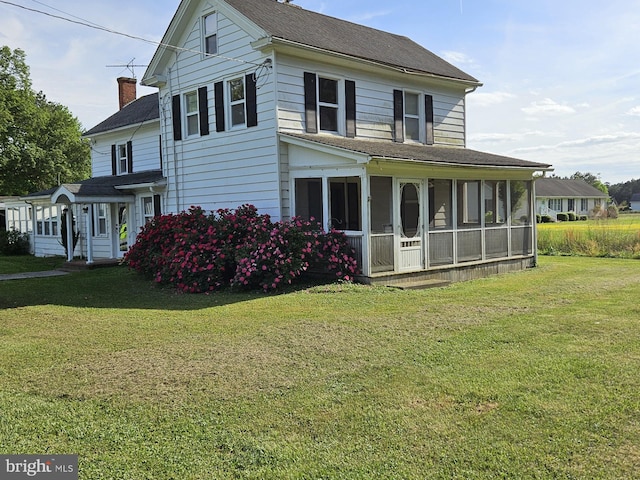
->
<box><xmin>0</xmin><ymin>0</ymin><xmax>266</xmax><ymax>67</ymax></box>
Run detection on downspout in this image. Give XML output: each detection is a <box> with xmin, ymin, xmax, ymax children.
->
<box><xmin>463</xmin><ymin>85</ymin><xmax>480</xmax><ymax>148</ymax></box>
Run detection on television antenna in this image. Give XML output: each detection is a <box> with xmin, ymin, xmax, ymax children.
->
<box><xmin>105</xmin><ymin>58</ymin><xmax>148</xmax><ymax>78</ymax></box>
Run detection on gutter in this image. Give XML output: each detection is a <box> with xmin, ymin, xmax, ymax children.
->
<box><xmin>253</xmin><ymin>36</ymin><xmax>482</xmax><ymax>89</ymax></box>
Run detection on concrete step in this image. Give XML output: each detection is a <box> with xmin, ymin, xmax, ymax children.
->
<box><xmin>384</xmin><ymin>279</ymin><xmax>451</xmax><ymax>290</ymax></box>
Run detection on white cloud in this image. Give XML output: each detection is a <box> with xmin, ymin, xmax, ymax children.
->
<box><xmin>626</xmin><ymin>106</ymin><xmax>640</xmax><ymax>116</ymax></box>
<box><xmin>467</xmin><ymin>91</ymin><xmax>516</xmax><ymax>107</ymax></box>
<box><xmin>350</xmin><ymin>10</ymin><xmax>391</xmax><ymax>22</ymax></box>
<box><xmin>469</xmin><ymin>130</ymin><xmax>547</xmax><ymax>144</ymax></box>
<box><xmin>512</xmin><ymin>132</ymin><xmax>640</xmax><ymax>154</ymax></box>
<box><xmin>521</xmin><ymin>98</ymin><xmax>576</xmax><ymax>116</ymax></box>
<box><xmin>441</xmin><ymin>50</ymin><xmax>474</xmax><ymax>66</ymax></box>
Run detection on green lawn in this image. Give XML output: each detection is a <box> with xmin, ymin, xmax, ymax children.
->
<box><xmin>0</xmin><ymin>255</ymin><xmax>65</xmax><ymax>274</ymax></box>
<box><xmin>1</xmin><ymin>257</ymin><xmax>639</xmax><ymax>478</ymax></box>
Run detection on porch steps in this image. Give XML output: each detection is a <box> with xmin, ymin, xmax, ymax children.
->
<box><xmin>383</xmin><ymin>278</ymin><xmax>451</xmax><ymax>290</ymax></box>
<box><xmin>60</xmin><ymin>259</ymin><xmax>122</xmax><ymax>272</ymax></box>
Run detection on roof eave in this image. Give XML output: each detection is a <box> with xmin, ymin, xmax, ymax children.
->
<box><xmin>263</xmin><ymin>37</ymin><xmax>482</xmax><ymax>88</ymax></box>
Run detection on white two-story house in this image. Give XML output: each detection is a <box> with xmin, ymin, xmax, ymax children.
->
<box><xmin>23</xmin><ymin>0</ymin><xmax>551</xmax><ymax>283</ymax></box>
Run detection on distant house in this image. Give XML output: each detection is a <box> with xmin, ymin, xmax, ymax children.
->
<box><xmin>630</xmin><ymin>193</ymin><xmax>640</xmax><ymax>211</ymax></box>
<box><xmin>536</xmin><ymin>178</ymin><xmax>608</xmax><ymax>219</ymax></box>
<box><xmin>17</xmin><ymin>0</ymin><xmax>553</xmax><ymax>284</ymax></box>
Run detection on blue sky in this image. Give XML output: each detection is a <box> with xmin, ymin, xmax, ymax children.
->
<box><xmin>1</xmin><ymin>0</ymin><xmax>639</xmax><ymax>184</ymax></box>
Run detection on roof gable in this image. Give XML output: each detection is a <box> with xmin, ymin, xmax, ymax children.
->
<box><xmin>143</xmin><ymin>0</ymin><xmax>479</xmax><ymax>86</ymax></box>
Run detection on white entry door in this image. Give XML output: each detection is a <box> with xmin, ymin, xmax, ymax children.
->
<box><xmin>397</xmin><ymin>181</ymin><xmax>423</xmax><ymax>271</ymax></box>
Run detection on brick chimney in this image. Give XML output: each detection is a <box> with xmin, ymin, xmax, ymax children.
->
<box><xmin>117</xmin><ymin>77</ymin><xmax>137</xmax><ymax>109</ymax></box>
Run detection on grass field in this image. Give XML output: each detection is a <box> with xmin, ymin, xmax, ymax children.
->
<box><xmin>0</xmin><ymin>255</ymin><xmax>64</xmax><ymax>274</ymax></box>
<box><xmin>1</xmin><ymin>256</ymin><xmax>639</xmax><ymax>478</ymax></box>
<box><xmin>537</xmin><ymin>213</ymin><xmax>640</xmax><ymax>258</ymax></box>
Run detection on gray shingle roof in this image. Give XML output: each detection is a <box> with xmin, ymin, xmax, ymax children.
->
<box><xmin>281</xmin><ymin>133</ymin><xmax>551</xmax><ymax>170</ymax></box>
<box><xmin>83</xmin><ymin>93</ymin><xmax>159</xmax><ymax>136</ymax></box>
<box><xmin>224</xmin><ymin>0</ymin><xmax>478</xmax><ymax>83</ymax></box>
<box><xmin>23</xmin><ymin>170</ymin><xmax>165</xmax><ymax>199</ymax></box>
<box><xmin>535</xmin><ymin>178</ymin><xmax>608</xmax><ymax>198</ymax></box>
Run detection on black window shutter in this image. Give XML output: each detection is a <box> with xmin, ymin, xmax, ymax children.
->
<box><xmin>214</xmin><ymin>81</ymin><xmax>225</xmax><ymax>132</ymax></box>
<box><xmin>153</xmin><ymin>194</ymin><xmax>162</xmax><ymax>217</ymax></box>
<box><xmin>126</xmin><ymin>140</ymin><xmax>133</xmax><ymax>173</ymax></box>
<box><xmin>245</xmin><ymin>73</ymin><xmax>258</xmax><ymax>128</ymax></box>
<box><xmin>304</xmin><ymin>72</ymin><xmax>317</xmax><ymax>133</ymax></box>
<box><xmin>198</xmin><ymin>86</ymin><xmax>209</xmax><ymax>136</ymax></box>
<box><xmin>172</xmin><ymin>95</ymin><xmax>182</xmax><ymax>141</ymax></box>
<box><xmin>345</xmin><ymin>80</ymin><xmax>356</xmax><ymax>138</ymax></box>
<box><xmin>425</xmin><ymin>94</ymin><xmax>434</xmax><ymax>145</ymax></box>
<box><xmin>111</xmin><ymin>144</ymin><xmax>117</xmax><ymax>176</ymax></box>
<box><xmin>159</xmin><ymin>135</ymin><xmax>163</xmax><ymax>171</ymax></box>
<box><xmin>393</xmin><ymin>89</ymin><xmax>404</xmax><ymax>143</ymax></box>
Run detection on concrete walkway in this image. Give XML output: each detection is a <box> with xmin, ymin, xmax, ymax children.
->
<box><xmin>0</xmin><ymin>270</ymin><xmax>69</xmax><ymax>281</ymax></box>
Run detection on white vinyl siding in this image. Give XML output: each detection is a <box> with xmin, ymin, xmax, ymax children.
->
<box><xmin>157</xmin><ymin>11</ymin><xmax>280</xmax><ymax>218</ymax></box>
<box><xmin>275</xmin><ymin>55</ymin><xmax>467</xmax><ymax>146</ymax></box>
<box><xmin>89</xmin><ymin>123</ymin><xmax>161</xmax><ymax>177</ymax></box>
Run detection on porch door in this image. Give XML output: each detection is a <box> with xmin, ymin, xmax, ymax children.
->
<box><xmin>398</xmin><ymin>181</ymin><xmax>423</xmax><ymax>271</ymax></box>
<box><xmin>112</xmin><ymin>202</ymin><xmax>128</xmax><ymax>258</ymax></box>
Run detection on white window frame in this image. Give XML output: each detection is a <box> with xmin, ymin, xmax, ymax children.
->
<box><xmin>581</xmin><ymin>198</ymin><xmax>588</xmax><ymax>211</ymax></box>
<box><xmin>227</xmin><ymin>77</ymin><xmax>246</xmax><ymax>128</ymax></box>
<box><xmin>184</xmin><ymin>91</ymin><xmax>199</xmax><ymax>137</ymax></box>
<box><xmin>117</xmin><ymin>144</ymin><xmax>128</xmax><ymax>174</ymax></box>
<box><xmin>404</xmin><ymin>91</ymin><xmax>423</xmax><ymax>143</ymax></box>
<box><xmin>203</xmin><ymin>12</ymin><xmax>218</xmax><ymax>56</ymax></box>
<box><xmin>35</xmin><ymin>205</ymin><xmax>59</xmax><ymax>237</ymax></box>
<box><xmin>548</xmin><ymin>198</ymin><xmax>562</xmax><ymax>211</ymax></box>
<box><xmin>141</xmin><ymin>196</ymin><xmax>159</xmax><ymax>224</ymax></box>
<box><xmin>317</xmin><ymin>75</ymin><xmax>342</xmax><ymax>134</ymax></box>
<box><xmin>93</xmin><ymin>203</ymin><xmax>108</xmax><ymax>237</ymax></box>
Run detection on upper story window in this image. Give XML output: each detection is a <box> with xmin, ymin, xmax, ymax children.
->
<box><xmin>204</xmin><ymin>13</ymin><xmax>217</xmax><ymax>55</ymax></box>
<box><xmin>118</xmin><ymin>144</ymin><xmax>128</xmax><ymax>173</ymax></box>
<box><xmin>404</xmin><ymin>92</ymin><xmax>420</xmax><ymax>142</ymax></box>
<box><xmin>318</xmin><ymin>77</ymin><xmax>339</xmax><ymax>132</ymax></box>
<box><xmin>111</xmin><ymin>141</ymin><xmax>132</xmax><ymax>175</ymax></box>
<box><xmin>228</xmin><ymin>77</ymin><xmax>246</xmax><ymax>127</ymax></box>
<box><xmin>185</xmin><ymin>91</ymin><xmax>199</xmax><ymax>136</ymax></box>
<box><xmin>172</xmin><ymin>87</ymin><xmax>209</xmax><ymax>141</ymax></box>
<box><xmin>394</xmin><ymin>90</ymin><xmax>434</xmax><ymax>145</ymax></box>
<box><xmin>304</xmin><ymin>72</ymin><xmax>356</xmax><ymax>137</ymax></box>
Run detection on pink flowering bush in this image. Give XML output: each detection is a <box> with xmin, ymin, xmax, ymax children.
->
<box><xmin>124</xmin><ymin>205</ymin><xmax>360</xmax><ymax>293</ymax></box>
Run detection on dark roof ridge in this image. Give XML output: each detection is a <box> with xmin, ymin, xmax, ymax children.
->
<box><xmin>84</xmin><ymin>92</ymin><xmax>159</xmax><ymax>136</ymax></box>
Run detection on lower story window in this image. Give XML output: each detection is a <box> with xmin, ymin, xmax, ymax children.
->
<box><xmin>329</xmin><ymin>177</ymin><xmax>361</xmax><ymax>230</ymax></box>
<box><xmin>548</xmin><ymin>198</ymin><xmax>562</xmax><ymax>211</ymax></box>
<box><xmin>142</xmin><ymin>195</ymin><xmax>162</xmax><ymax>223</ymax></box>
<box><xmin>295</xmin><ymin>178</ymin><xmax>323</xmax><ymax>224</ymax></box>
<box><xmin>35</xmin><ymin>205</ymin><xmax>59</xmax><ymax>236</ymax></box>
<box><xmin>94</xmin><ymin>204</ymin><xmax>108</xmax><ymax>236</ymax></box>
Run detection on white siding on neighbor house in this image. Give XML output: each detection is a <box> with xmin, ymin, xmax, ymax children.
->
<box><xmin>91</xmin><ymin>122</ymin><xmax>161</xmax><ymax>177</ymax></box>
<box><xmin>158</xmin><ymin>7</ymin><xmax>282</xmax><ymax>218</ymax></box>
<box><xmin>275</xmin><ymin>55</ymin><xmax>467</xmax><ymax>146</ymax></box>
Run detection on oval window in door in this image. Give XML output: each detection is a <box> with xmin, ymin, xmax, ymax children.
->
<box><xmin>400</xmin><ymin>183</ymin><xmax>420</xmax><ymax>238</ymax></box>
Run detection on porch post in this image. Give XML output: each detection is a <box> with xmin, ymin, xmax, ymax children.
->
<box><xmin>65</xmin><ymin>207</ymin><xmax>73</xmax><ymax>262</ymax></box>
<box><xmin>360</xmin><ymin>174</ymin><xmax>370</xmax><ymax>277</ymax></box>
<box><xmin>85</xmin><ymin>204</ymin><xmax>94</xmax><ymax>264</ymax></box>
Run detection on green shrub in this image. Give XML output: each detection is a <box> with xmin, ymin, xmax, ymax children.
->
<box><xmin>536</xmin><ymin>214</ymin><xmax>541</xmax><ymax>223</ymax></box>
<box><xmin>541</xmin><ymin>215</ymin><xmax>554</xmax><ymax>223</ymax></box>
<box><xmin>568</xmin><ymin>212</ymin><xmax>577</xmax><ymax>221</ymax></box>
<box><xmin>579</xmin><ymin>215</ymin><xmax>588</xmax><ymax>221</ymax></box>
<box><xmin>0</xmin><ymin>229</ymin><xmax>31</xmax><ymax>255</ymax></box>
<box><xmin>557</xmin><ymin>213</ymin><xmax>569</xmax><ymax>222</ymax></box>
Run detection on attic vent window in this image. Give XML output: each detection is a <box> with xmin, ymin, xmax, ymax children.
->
<box><xmin>204</xmin><ymin>13</ymin><xmax>217</xmax><ymax>55</ymax></box>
